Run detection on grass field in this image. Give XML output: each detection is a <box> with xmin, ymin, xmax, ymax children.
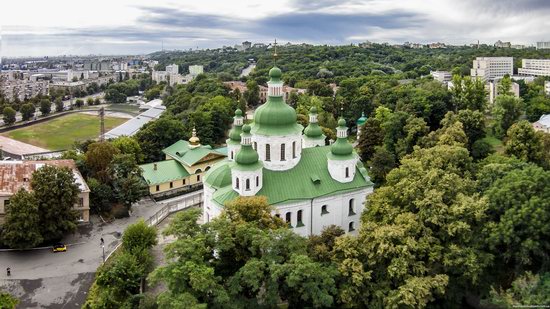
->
<box><xmin>2</xmin><ymin>113</ymin><xmax>126</xmax><ymax>150</ymax></box>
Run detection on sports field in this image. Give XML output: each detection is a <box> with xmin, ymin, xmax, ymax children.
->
<box><xmin>2</xmin><ymin>113</ymin><xmax>126</xmax><ymax>150</ymax></box>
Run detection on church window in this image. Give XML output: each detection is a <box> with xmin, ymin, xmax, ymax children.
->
<box><xmin>253</xmin><ymin>142</ymin><xmax>257</xmax><ymax>150</ymax></box>
<box><xmin>349</xmin><ymin>221</ymin><xmax>355</xmax><ymax>232</ymax></box>
<box><xmin>197</xmin><ymin>175</ymin><xmax>201</xmax><ymax>182</ymax></box>
<box><xmin>256</xmin><ymin>176</ymin><xmax>259</xmax><ymax>186</ymax></box>
<box><xmin>285</xmin><ymin>212</ymin><xmax>292</xmax><ymax>226</ymax></box>
<box><xmin>266</xmin><ymin>144</ymin><xmax>271</xmax><ymax>161</ymax></box>
<box><xmin>246</xmin><ymin>179</ymin><xmax>250</xmax><ymax>191</ymax></box>
<box><xmin>348</xmin><ymin>199</ymin><xmax>356</xmax><ymax>216</ymax></box>
<box><xmin>281</xmin><ymin>144</ymin><xmax>286</xmax><ymax>161</ymax></box>
<box><xmin>236</xmin><ymin>178</ymin><xmax>239</xmax><ymax>189</ymax></box>
<box><xmin>155</xmin><ymin>185</ymin><xmax>160</xmax><ymax>192</ymax></box>
<box><xmin>205</xmin><ymin>166</ymin><xmax>211</xmax><ymax>171</ymax></box>
<box><xmin>182</xmin><ymin>179</ymin><xmax>186</xmax><ymax>185</ymax></box>
<box><xmin>321</xmin><ymin>205</ymin><xmax>329</xmax><ymax>215</ymax></box>
<box><xmin>297</xmin><ymin>210</ymin><xmax>304</xmax><ymax>227</ymax></box>
<box><xmin>345</xmin><ymin>167</ymin><xmax>350</xmax><ymax>178</ymax></box>
<box><xmin>231</xmin><ymin>151</ymin><xmax>234</xmax><ymax>160</ymax></box>
<box><xmin>169</xmin><ymin>182</ymin><xmax>173</xmax><ymax>188</ymax></box>
<box><xmin>196</xmin><ymin>169</ymin><xmax>202</xmax><ymax>174</ymax></box>
<box><xmin>292</xmin><ymin>141</ymin><xmax>296</xmax><ymax>158</ymax></box>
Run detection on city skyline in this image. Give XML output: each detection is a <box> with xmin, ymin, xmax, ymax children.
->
<box><xmin>2</xmin><ymin>0</ymin><xmax>550</xmax><ymax>57</ymax></box>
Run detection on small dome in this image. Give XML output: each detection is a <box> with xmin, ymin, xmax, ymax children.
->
<box><xmin>338</xmin><ymin>118</ymin><xmax>346</xmax><ymax>127</ymax></box>
<box><xmin>242</xmin><ymin>124</ymin><xmax>251</xmax><ymax>134</ymax></box>
<box><xmin>269</xmin><ymin>66</ymin><xmax>282</xmax><ymax>79</ymax></box>
<box><xmin>331</xmin><ymin>138</ymin><xmax>353</xmax><ymax>156</ymax></box>
<box><xmin>235</xmin><ymin>109</ymin><xmax>243</xmax><ymax>117</ymax></box>
<box><xmin>357</xmin><ymin>112</ymin><xmax>367</xmax><ymax>126</ymax></box>
<box><xmin>310</xmin><ymin>106</ymin><xmax>318</xmax><ymax>114</ymax></box>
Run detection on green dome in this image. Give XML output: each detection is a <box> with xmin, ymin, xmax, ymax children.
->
<box><xmin>304</xmin><ymin>107</ymin><xmax>323</xmax><ymax>138</ymax></box>
<box><xmin>330</xmin><ymin>138</ymin><xmax>353</xmax><ymax>156</ymax></box>
<box><xmin>338</xmin><ymin>118</ymin><xmax>346</xmax><ymax>127</ymax></box>
<box><xmin>235</xmin><ymin>109</ymin><xmax>243</xmax><ymax>117</ymax></box>
<box><xmin>204</xmin><ymin>162</ymin><xmax>232</xmax><ymax>189</ymax></box>
<box><xmin>235</xmin><ymin>125</ymin><xmax>259</xmax><ymax>165</ymax></box>
<box><xmin>269</xmin><ymin>66</ymin><xmax>282</xmax><ymax>80</ymax></box>
<box><xmin>227</xmin><ymin>109</ymin><xmax>244</xmax><ymax>144</ymax></box>
<box><xmin>251</xmin><ymin>95</ymin><xmax>303</xmax><ymax>136</ymax></box>
<box><xmin>357</xmin><ymin>112</ymin><xmax>367</xmax><ymax>126</ymax></box>
<box><xmin>310</xmin><ymin>106</ymin><xmax>318</xmax><ymax>113</ymax></box>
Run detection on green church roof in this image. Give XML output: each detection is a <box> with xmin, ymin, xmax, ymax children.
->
<box><xmin>227</xmin><ymin>109</ymin><xmax>244</xmax><ymax>145</ymax></box>
<box><xmin>234</xmin><ymin>125</ymin><xmax>262</xmax><ymax>170</ymax></box>
<box><xmin>204</xmin><ymin>160</ymin><xmax>232</xmax><ymax>189</ymax></box>
<box><xmin>140</xmin><ymin>160</ymin><xmax>190</xmax><ymax>186</ymax></box>
<box><xmin>357</xmin><ymin>112</ymin><xmax>367</xmax><ymax>126</ymax></box>
<box><xmin>163</xmin><ymin>140</ymin><xmax>226</xmax><ymax>166</ymax></box>
<box><xmin>269</xmin><ymin>66</ymin><xmax>282</xmax><ymax>81</ymax></box>
<box><xmin>304</xmin><ymin>107</ymin><xmax>324</xmax><ymax>138</ymax></box>
<box><xmin>330</xmin><ymin>118</ymin><xmax>354</xmax><ymax>159</ymax></box>
<box><xmin>211</xmin><ymin>146</ymin><xmax>373</xmax><ymax>206</ymax></box>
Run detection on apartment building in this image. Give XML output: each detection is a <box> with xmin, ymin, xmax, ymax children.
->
<box><xmin>430</xmin><ymin>71</ymin><xmax>452</xmax><ymax>83</ymax></box>
<box><xmin>536</xmin><ymin>42</ymin><xmax>550</xmax><ymax>50</ymax></box>
<box><xmin>471</xmin><ymin>57</ymin><xmax>513</xmax><ymax>81</ymax></box>
<box><xmin>518</xmin><ymin>59</ymin><xmax>550</xmax><ymax>76</ymax></box>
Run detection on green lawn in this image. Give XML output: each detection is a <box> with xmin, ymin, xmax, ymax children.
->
<box><xmin>482</xmin><ymin>135</ymin><xmax>505</xmax><ymax>153</ymax></box>
<box><xmin>2</xmin><ymin>113</ymin><xmax>126</xmax><ymax>150</ymax></box>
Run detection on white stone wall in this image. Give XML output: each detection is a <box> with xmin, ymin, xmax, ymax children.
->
<box><xmin>252</xmin><ymin>134</ymin><xmax>302</xmax><ymax>171</ymax></box>
<box><xmin>227</xmin><ymin>144</ymin><xmax>241</xmax><ymax>161</ymax></box>
<box><xmin>328</xmin><ymin>157</ymin><xmax>358</xmax><ymax>183</ymax></box>
<box><xmin>231</xmin><ymin>168</ymin><xmax>263</xmax><ymax>196</ymax></box>
<box><xmin>203</xmin><ymin>185</ymin><xmax>222</xmax><ymax>223</ymax></box>
<box><xmin>302</xmin><ymin>137</ymin><xmax>325</xmax><ymax>148</ymax></box>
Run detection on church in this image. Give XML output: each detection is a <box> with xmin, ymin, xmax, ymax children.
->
<box><xmin>203</xmin><ymin>66</ymin><xmax>374</xmax><ymax>236</ymax></box>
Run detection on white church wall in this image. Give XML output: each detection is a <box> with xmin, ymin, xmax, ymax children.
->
<box><xmin>253</xmin><ymin>134</ymin><xmax>302</xmax><ymax>171</ymax></box>
<box><xmin>328</xmin><ymin>157</ymin><xmax>358</xmax><ymax>183</ymax></box>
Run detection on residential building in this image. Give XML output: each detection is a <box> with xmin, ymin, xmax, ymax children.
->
<box><xmin>532</xmin><ymin>114</ymin><xmax>550</xmax><ymax>133</ymax></box>
<box><xmin>428</xmin><ymin>42</ymin><xmax>446</xmax><ymax>49</ymax></box>
<box><xmin>166</xmin><ymin>64</ymin><xmax>179</xmax><ymax>75</ymax></box>
<box><xmin>488</xmin><ymin>80</ymin><xmax>520</xmax><ymax>104</ymax></box>
<box><xmin>536</xmin><ymin>42</ymin><xmax>550</xmax><ymax>50</ymax></box>
<box><xmin>188</xmin><ymin>65</ymin><xmax>204</xmax><ymax>76</ymax></box>
<box><xmin>518</xmin><ymin>59</ymin><xmax>550</xmax><ymax>76</ymax></box>
<box><xmin>0</xmin><ymin>79</ymin><xmax>49</xmax><ymax>101</ymax></box>
<box><xmin>242</xmin><ymin>41</ymin><xmax>252</xmax><ymax>50</ymax></box>
<box><xmin>430</xmin><ymin>70</ymin><xmax>452</xmax><ymax>83</ymax></box>
<box><xmin>545</xmin><ymin>81</ymin><xmax>550</xmax><ymax>95</ymax></box>
<box><xmin>471</xmin><ymin>57</ymin><xmax>513</xmax><ymax>81</ymax></box>
<box><xmin>511</xmin><ymin>44</ymin><xmax>526</xmax><ymax>49</ymax></box>
<box><xmin>204</xmin><ymin>67</ymin><xmax>374</xmax><ymax>236</ymax></box>
<box><xmin>140</xmin><ymin>129</ymin><xmax>227</xmax><ymax>199</ymax></box>
<box><xmin>0</xmin><ymin>160</ymin><xmax>90</xmax><ymax>224</ymax></box>
<box><xmin>494</xmin><ymin>40</ymin><xmax>511</xmax><ymax>48</ymax></box>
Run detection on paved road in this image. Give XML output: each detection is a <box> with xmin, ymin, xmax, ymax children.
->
<box><xmin>0</xmin><ymin>197</ymin><xmax>164</xmax><ymax>308</ymax></box>
<box><xmin>0</xmin><ymin>92</ymin><xmax>103</xmax><ymax>126</ymax></box>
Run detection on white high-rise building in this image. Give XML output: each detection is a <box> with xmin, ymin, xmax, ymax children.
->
<box><xmin>545</xmin><ymin>81</ymin><xmax>550</xmax><ymax>95</ymax></box>
<box><xmin>518</xmin><ymin>59</ymin><xmax>550</xmax><ymax>76</ymax></box>
<box><xmin>166</xmin><ymin>64</ymin><xmax>179</xmax><ymax>75</ymax></box>
<box><xmin>471</xmin><ymin>57</ymin><xmax>513</xmax><ymax>81</ymax></box>
<box><xmin>430</xmin><ymin>71</ymin><xmax>452</xmax><ymax>83</ymax></box>
<box><xmin>536</xmin><ymin>42</ymin><xmax>550</xmax><ymax>50</ymax></box>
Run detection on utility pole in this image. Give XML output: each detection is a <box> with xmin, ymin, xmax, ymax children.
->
<box><xmin>98</xmin><ymin>107</ymin><xmax>105</xmax><ymax>142</ymax></box>
<box><xmin>101</xmin><ymin>238</ymin><xmax>105</xmax><ymax>263</ymax></box>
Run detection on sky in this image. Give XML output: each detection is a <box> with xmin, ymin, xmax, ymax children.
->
<box><xmin>2</xmin><ymin>0</ymin><xmax>550</xmax><ymax>57</ymax></box>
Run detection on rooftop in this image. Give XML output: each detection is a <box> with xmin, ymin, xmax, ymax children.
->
<box><xmin>162</xmin><ymin>140</ymin><xmax>226</xmax><ymax>167</ymax></box>
<box><xmin>104</xmin><ymin>106</ymin><xmax>166</xmax><ymax>139</ymax></box>
<box><xmin>535</xmin><ymin>114</ymin><xmax>550</xmax><ymax>127</ymax></box>
<box><xmin>140</xmin><ymin>160</ymin><xmax>190</xmax><ymax>186</ymax></box>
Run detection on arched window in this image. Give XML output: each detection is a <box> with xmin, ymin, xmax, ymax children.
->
<box><xmin>345</xmin><ymin>167</ymin><xmax>350</xmax><ymax>178</ymax></box>
<box><xmin>197</xmin><ymin>175</ymin><xmax>200</xmax><ymax>181</ymax></box>
<box><xmin>348</xmin><ymin>199</ymin><xmax>355</xmax><ymax>216</ymax></box>
<box><xmin>349</xmin><ymin>221</ymin><xmax>355</xmax><ymax>232</ymax></box>
<box><xmin>205</xmin><ymin>166</ymin><xmax>211</xmax><ymax>171</ymax></box>
<box><xmin>292</xmin><ymin>141</ymin><xmax>296</xmax><ymax>158</ymax></box>
<box><xmin>195</xmin><ymin>169</ymin><xmax>202</xmax><ymax>174</ymax></box>
<box><xmin>253</xmin><ymin>142</ymin><xmax>257</xmax><ymax>150</ymax></box>
<box><xmin>321</xmin><ymin>205</ymin><xmax>329</xmax><ymax>215</ymax></box>
<box><xmin>281</xmin><ymin>144</ymin><xmax>286</xmax><ymax>161</ymax></box>
<box><xmin>256</xmin><ymin>176</ymin><xmax>259</xmax><ymax>186</ymax></box>
<box><xmin>285</xmin><ymin>212</ymin><xmax>292</xmax><ymax>225</ymax></box>
<box><xmin>230</xmin><ymin>151</ymin><xmax>234</xmax><ymax>160</ymax></box>
<box><xmin>236</xmin><ymin>178</ymin><xmax>239</xmax><ymax>189</ymax></box>
<box><xmin>245</xmin><ymin>179</ymin><xmax>250</xmax><ymax>190</ymax></box>
<box><xmin>266</xmin><ymin>144</ymin><xmax>271</xmax><ymax>161</ymax></box>
<box><xmin>297</xmin><ymin>210</ymin><xmax>303</xmax><ymax>226</ymax></box>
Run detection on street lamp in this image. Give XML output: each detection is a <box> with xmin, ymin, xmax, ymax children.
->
<box><xmin>100</xmin><ymin>238</ymin><xmax>105</xmax><ymax>263</ymax></box>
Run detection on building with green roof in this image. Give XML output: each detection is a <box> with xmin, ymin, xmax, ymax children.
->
<box><xmin>140</xmin><ymin>128</ymin><xmax>226</xmax><ymax>198</ymax></box>
<box><xmin>204</xmin><ymin>66</ymin><xmax>374</xmax><ymax>236</ymax></box>
<box><xmin>356</xmin><ymin>112</ymin><xmax>368</xmax><ymax>140</ymax></box>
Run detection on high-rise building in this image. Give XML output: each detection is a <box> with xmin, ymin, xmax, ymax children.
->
<box><xmin>536</xmin><ymin>42</ymin><xmax>550</xmax><ymax>50</ymax></box>
<box><xmin>165</xmin><ymin>64</ymin><xmax>179</xmax><ymax>75</ymax></box>
<box><xmin>471</xmin><ymin>57</ymin><xmax>513</xmax><ymax>81</ymax></box>
<box><xmin>518</xmin><ymin>59</ymin><xmax>550</xmax><ymax>76</ymax></box>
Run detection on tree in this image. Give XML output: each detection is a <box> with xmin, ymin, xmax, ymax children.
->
<box><xmin>39</xmin><ymin>99</ymin><xmax>51</xmax><ymax>115</ymax></box>
<box><xmin>55</xmin><ymin>98</ymin><xmax>64</xmax><ymax>112</ymax></box>
<box><xmin>86</xmin><ymin>97</ymin><xmax>94</xmax><ymax>106</ymax></box>
<box><xmin>75</xmin><ymin>99</ymin><xmax>84</xmax><ymax>108</ymax></box>
<box><xmin>1</xmin><ymin>189</ymin><xmax>43</xmax><ymax>249</ymax></box>
<box><xmin>368</xmin><ymin>146</ymin><xmax>396</xmax><ymax>187</ymax></box>
<box><xmin>483</xmin><ymin>165</ymin><xmax>550</xmax><ymax>275</ymax></box>
<box><xmin>135</xmin><ymin>117</ymin><xmax>187</xmax><ymax>162</ymax></box>
<box><xmin>31</xmin><ymin>165</ymin><xmax>80</xmax><ymax>242</ymax></box>
<box><xmin>335</xmin><ymin>143</ymin><xmax>491</xmax><ymax>307</ymax></box>
<box><xmin>0</xmin><ymin>290</ymin><xmax>19</xmax><ymax>309</ymax></box>
<box><xmin>243</xmin><ymin>80</ymin><xmax>260</xmax><ymax>106</ymax></box>
<box><xmin>441</xmin><ymin>110</ymin><xmax>486</xmax><ymax>149</ymax></box>
<box><xmin>20</xmin><ymin>103</ymin><xmax>35</xmax><ymax>121</ymax></box>
<box><xmin>110</xmin><ymin>154</ymin><xmax>147</xmax><ymax>208</ymax></box>
<box><xmin>2</xmin><ymin>107</ymin><xmax>16</xmax><ymax>125</ymax></box>
<box><xmin>85</xmin><ymin>142</ymin><xmax>120</xmax><ymax>183</ymax></box>
<box><xmin>87</xmin><ymin>177</ymin><xmax>114</xmax><ymax>214</ymax></box>
<box><xmin>122</xmin><ymin>219</ymin><xmax>157</xmax><ymax>255</ymax></box>
<box><xmin>485</xmin><ymin>272</ymin><xmax>550</xmax><ymax>308</ymax></box>
<box><xmin>526</xmin><ymin>95</ymin><xmax>550</xmax><ymax>122</ymax></box>
<box><xmin>111</xmin><ymin>136</ymin><xmax>143</xmax><ymax>163</ymax></box>
<box><xmin>450</xmin><ymin>75</ymin><xmax>487</xmax><ymax>111</ymax></box>
<box><xmin>357</xmin><ymin>118</ymin><xmax>384</xmax><ymax>162</ymax></box>
<box><xmin>94</xmin><ymin>97</ymin><xmax>101</xmax><ymax>105</ymax></box>
<box><xmin>505</xmin><ymin>120</ymin><xmax>546</xmax><ymax>166</ymax></box>
<box><xmin>492</xmin><ymin>95</ymin><xmax>523</xmax><ymax>138</ymax></box>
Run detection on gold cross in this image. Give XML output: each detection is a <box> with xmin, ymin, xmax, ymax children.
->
<box><xmin>273</xmin><ymin>39</ymin><xmax>278</xmax><ymax>59</ymax></box>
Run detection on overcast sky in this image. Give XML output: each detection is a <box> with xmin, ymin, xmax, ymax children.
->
<box><xmin>2</xmin><ymin>0</ymin><xmax>550</xmax><ymax>57</ymax></box>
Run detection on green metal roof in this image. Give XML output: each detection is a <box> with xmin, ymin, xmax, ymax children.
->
<box><xmin>211</xmin><ymin>146</ymin><xmax>373</xmax><ymax>206</ymax></box>
<box><xmin>163</xmin><ymin>140</ymin><xmax>226</xmax><ymax>166</ymax></box>
<box><xmin>357</xmin><ymin>112</ymin><xmax>367</xmax><ymax>126</ymax></box>
<box><xmin>227</xmin><ymin>110</ymin><xmax>244</xmax><ymax>144</ymax></box>
<box><xmin>269</xmin><ymin>66</ymin><xmax>282</xmax><ymax>81</ymax></box>
<box><xmin>251</xmin><ymin>96</ymin><xmax>303</xmax><ymax>136</ymax></box>
<box><xmin>204</xmin><ymin>160</ymin><xmax>232</xmax><ymax>189</ymax></box>
<box><xmin>331</xmin><ymin>118</ymin><xmax>354</xmax><ymax>158</ymax></box>
<box><xmin>140</xmin><ymin>160</ymin><xmax>190</xmax><ymax>185</ymax></box>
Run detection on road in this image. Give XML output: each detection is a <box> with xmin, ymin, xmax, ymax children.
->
<box><xmin>0</xmin><ymin>92</ymin><xmax>104</xmax><ymax>127</ymax></box>
<box><xmin>0</xmin><ymin>197</ymin><xmax>164</xmax><ymax>308</ymax></box>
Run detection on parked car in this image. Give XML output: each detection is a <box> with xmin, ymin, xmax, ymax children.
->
<box><xmin>52</xmin><ymin>243</ymin><xmax>67</xmax><ymax>253</ymax></box>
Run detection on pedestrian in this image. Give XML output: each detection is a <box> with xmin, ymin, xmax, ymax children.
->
<box><xmin>7</xmin><ymin>267</ymin><xmax>11</xmax><ymax>276</ymax></box>
<box><xmin>100</xmin><ymin>237</ymin><xmax>104</xmax><ymax>245</ymax></box>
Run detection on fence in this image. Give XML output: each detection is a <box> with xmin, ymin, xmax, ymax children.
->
<box><xmin>145</xmin><ymin>190</ymin><xmax>204</xmax><ymax>226</ymax></box>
